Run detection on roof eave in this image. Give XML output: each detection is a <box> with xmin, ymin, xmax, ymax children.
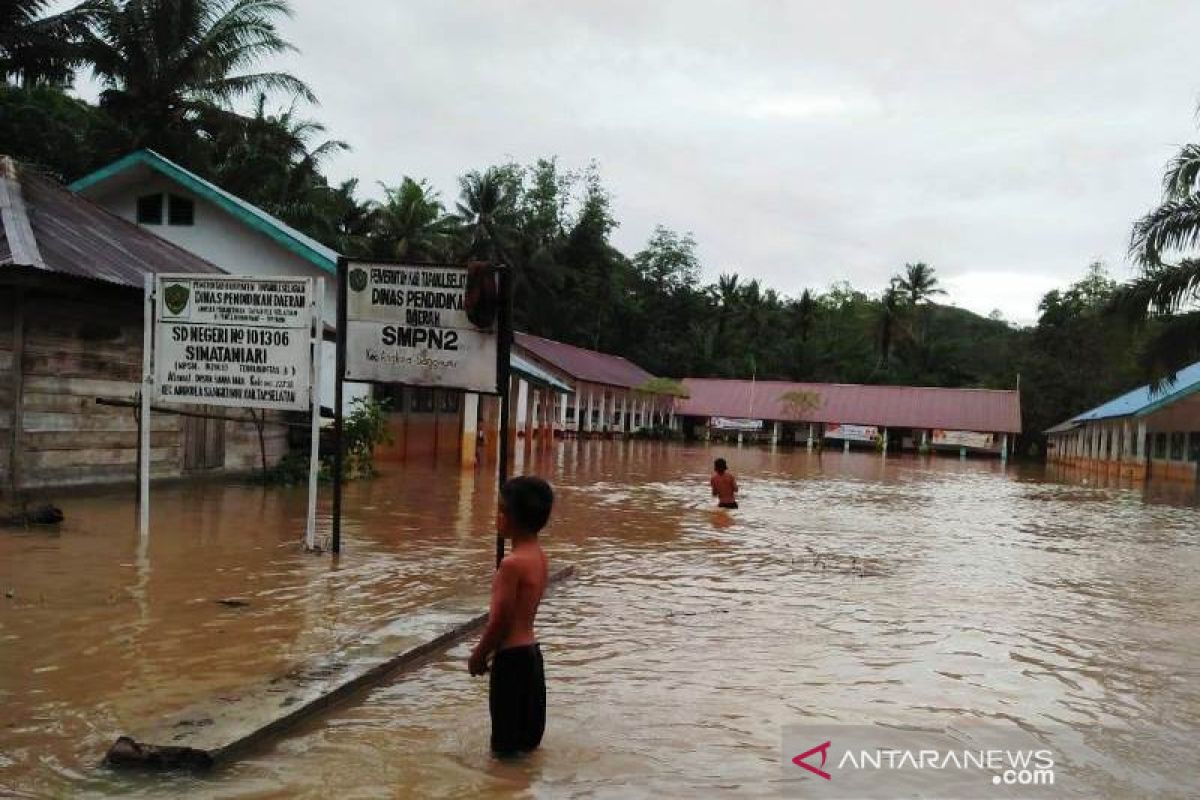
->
<box><xmin>70</xmin><ymin>150</ymin><xmax>337</xmax><ymax>275</ymax></box>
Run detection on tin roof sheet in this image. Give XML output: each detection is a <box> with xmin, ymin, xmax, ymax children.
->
<box><xmin>1053</xmin><ymin>359</ymin><xmax>1200</xmax><ymax>428</ymax></box>
<box><xmin>1</xmin><ymin>159</ymin><xmax>221</xmax><ymax>287</ymax></box>
<box><xmin>677</xmin><ymin>378</ymin><xmax>1023</xmax><ymax>433</ymax></box>
<box><xmin>514</xmin><ymin>332</ymin><xmax>655</xmax><ymax>389</ymax></box>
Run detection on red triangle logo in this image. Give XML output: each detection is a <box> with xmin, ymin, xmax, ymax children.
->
<box><xmin>792</xmin><ymin>740</ymin><xmax>832</xmax><ymax>780</ymax></box>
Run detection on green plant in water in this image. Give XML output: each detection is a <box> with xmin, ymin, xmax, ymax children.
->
<box><xmin>342</xmin><ymin>396</ymin><xmax>392</xmax><ymax>479</ymax></box>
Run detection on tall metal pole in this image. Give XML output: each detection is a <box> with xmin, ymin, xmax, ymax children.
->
<box><xmin>139</xmin><ymin>275</ymin><xmax>153</xmax><ymax>538</ymax></box>
<box><xmin>305</xmin><ymin>278</ymin><xmax>324</xmax><ymax>550</ymax></box>
<box><xmin>332</xmin><ymin>258</ymin><xmax>347</xmax><ymax>554</ymax></box>
<box><xmin>495</xmin><ymin>263</ymin><xmax>513</xmax><ymax>568</ymax></box>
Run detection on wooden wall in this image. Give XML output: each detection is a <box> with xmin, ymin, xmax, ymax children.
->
<box><xmin>0</xmin><ymin>279</ymin><xmax>290</xmax><ymax>493</ymax></box>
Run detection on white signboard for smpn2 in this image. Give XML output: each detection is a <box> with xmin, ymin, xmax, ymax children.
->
<box><xmin>343</xmin><ymin>261</ymin><xmax>498</xmax><ymax>393</ymax></box>
<box><xmin>154</xmin><ymin>275</ymin><xmax>313</xmax><ymax>411</ymax></box>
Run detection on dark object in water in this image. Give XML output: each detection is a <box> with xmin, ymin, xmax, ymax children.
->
<box><xmin>216</xmin><ymin>598</ymin><xmax>250</xmax><ymax>608</ymax></box>
<box><xmin>1</xmin><ymin>504</ymin><xmax>64</xmax><ymax>527</ymax></box>
<box><xmin>105</xmin><ymin>735</ymin><xmax>213</xmax><ymax>770</ymax></box>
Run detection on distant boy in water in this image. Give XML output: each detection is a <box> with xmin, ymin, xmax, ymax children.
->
<box><xmin>710</xmin><ymin>458</ymin><xmax>739</xmax><ymax>509</ymax></box>
<box><xmin>468</xmin><ymin>476</ymin><xmax>553</xmax><ymax>756</ymax></box>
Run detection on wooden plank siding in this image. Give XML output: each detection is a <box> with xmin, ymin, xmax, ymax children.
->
<box><xmin>0</xmin><ymin>278</ymin><xmax>293</xmax><ymax>492</ymax></box>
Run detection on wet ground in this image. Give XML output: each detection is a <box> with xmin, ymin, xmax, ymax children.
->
<box><xmin>2</xmin><ymin>442</ymin><xmax>1199</xmax><ymax>797</ymax></box>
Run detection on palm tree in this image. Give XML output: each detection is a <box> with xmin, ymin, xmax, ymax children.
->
<box><xmin>82</xmin><ymin>0</ymin><xmax>313</xmax><ymax>152</ymax></box>
<box><xmin>876</xmin><ymin>280</ymin><xmax>902</xmax><ymax>370</ymax></box>
<box><xmin>1115</xmin><ymin>119</ymin><xmax>1200</xmax><ymax>379</ymax></box>
<box><xmin>895</xmin><ymin>262</ymin><xmax>945</xmax><ymax>306</ymax></box>
<box><xmin>455</xmin><ymin>165</ymin><xmax>520</xmax><ymax>261</ymax></box>
<box><xmin>208</xmin><ymin>94</ymin><xmax>346</xmax><ymax>223</ymax></box>
<box><xmin>373</xmin><ymin>177</ymin><xmax>456</xmax><ymax>261</ymax></box>
<box><xmin>1</xmin><ymin>1</ymin><xmax>97</xmax><ymax>87</ymax></box>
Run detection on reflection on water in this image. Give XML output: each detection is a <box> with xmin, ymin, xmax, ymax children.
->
<box><xmin>2</xmin><ymin>443</ymin><xmax>1199</xmax><ymax>797</ymax></box>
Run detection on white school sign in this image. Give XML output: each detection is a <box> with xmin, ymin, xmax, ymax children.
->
<box><xmin>154</xmin><ymin>275</ymin><xmax>313</xmax><ymax>411</ymax></box>
<box><xmin>342</xmin><ymin>261</ymin><xmax>498</xmax><ymax>393</ymax></box>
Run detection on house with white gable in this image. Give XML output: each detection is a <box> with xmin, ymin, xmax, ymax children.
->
<box><xmin>70</xmin><ymin>149</ymin><xmax>369</xmax><ymax>412</ymax></box>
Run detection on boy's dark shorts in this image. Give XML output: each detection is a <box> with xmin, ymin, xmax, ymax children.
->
<box><xmin>718</xmin><ymin>501</ymin><xmax>738</xmax><ymax>509</ymax></box>
<box><xmin>489</xmin><ymin>643</ymin><xmax>546</xmax><ymax>755</ymax></box>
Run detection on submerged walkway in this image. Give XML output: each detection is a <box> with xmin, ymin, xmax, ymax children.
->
<box><xmin>105</xmin><ymin>565</ymin><xmax>576</xmax><ymax>770</ymax></box>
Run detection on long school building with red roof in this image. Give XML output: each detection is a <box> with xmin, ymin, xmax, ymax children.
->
<box><xmin>675</xmin><ymin>378</ymin><xmax>1022</xmax><ymax>457</ymax></box>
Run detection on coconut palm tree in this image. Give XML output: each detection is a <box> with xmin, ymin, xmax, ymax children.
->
<box><xmin>455</xmin><ymin>165</ymin><xmax>520</xmax><ymax>261</ymax></box>
<box><xmin>208</xmin><ymin>94</ymin><xmax>346</xmax><ymax>222</ymax></box>
<box><xmin>895</xmin><ymin>262</ymin><xmax>945</xmax><ymax>306</ymax></box>
<box><xmin>82</xmin><ymin>0</ymin><xmax>313</xmax><ymax>153</ymax></box>
<box><xmin>1</xmin><ymin>0</ymin><xmax>96</xmax><ymax>86</ymax></box>
<box><xmin>1115</xmin><ymin>123</ymin><xmax>1200</xmax><ymax>379</ymax></box>
<box><xmin>373</xmin><ymin>177</ymin><xmax>456</xmax><ymax>262</ymax></box>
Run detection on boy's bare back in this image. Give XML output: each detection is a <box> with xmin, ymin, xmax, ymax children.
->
<box><xmin>495</xmin><ymin>542</ymin><xmax>548</xmax><ymax>650</ymax></box>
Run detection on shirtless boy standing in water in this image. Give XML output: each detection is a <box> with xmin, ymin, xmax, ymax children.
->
<box><xmin>468</xmin><ymin>476</ymin><xmax>552</xmax><ymax>756</ymax></box>
<box><xmin>710</xmin><ymin>458</ymin><xmax>739</xmax><ymax>509</ymax></box>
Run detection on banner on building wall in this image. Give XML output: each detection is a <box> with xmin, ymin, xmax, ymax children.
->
<box><xmin>154</xmin><ymin>275</ymin><xmax>313</xmax><ymax>411</ymax></box>
<box><xmin>711</xmin><ymin>417</ymin><xmax>764</xmax><ymax>431</ymax></box>
<box><xmin>341</xmin><ymin>261</ymin><xmax>498</xmax><ymax>393</ymax></box>
<box><xmin>932</xmin><ymin>429</ymin><xmax>994</xmax><ymax>449</ymax></box>
<box><xmin>825</xmin><ymin>423</ymin><xmax>878</xmax><ymax>441</ymax></box>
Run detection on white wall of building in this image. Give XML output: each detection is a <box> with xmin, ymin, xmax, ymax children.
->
<box><xmin>89</xmin><ymin>175</ymin><xmax>369</xmax><ymax>413</ymax></box>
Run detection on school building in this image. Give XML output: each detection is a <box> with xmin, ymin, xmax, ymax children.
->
<box><xmin>674</xmin><ymin>378</ymin><xmax>1022</xmax><ymax>457</ymax></box>
<box><xmin>0</xmin><ymin>155</ymin><xmax>291</xmax><ymax>493</ymax></box>
<box><xmin>1046</xmin><ymin>360</ymin><xmax>1200</xmax><ymax>482</ymax></box>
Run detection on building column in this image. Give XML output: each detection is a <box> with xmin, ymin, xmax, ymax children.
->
<box><xmin>806</xmin><ymin>423</ymin><xmax>814</xmax><ymax>450</ymax></box>
<box><xmin>461</xmin><ymin>392</ymin><xmax>480</xmax><ymax>468</ymax></box>
<box><xmin>1001</xmin><ymin>433</ymin><xmax>1008</xmax><ymax>463</ymax></box>
<box><xmin>772</xmin><ymin>421</ymin><xmax>780</xmax><ymax>446</ymax></box>
<box><xmin>881</xmin><ymin>427</ymin><xmax>888</xmax><ymax>457</ymax></box>
<box><xmin>582</xmin><ymin>386</ymin><xmax>592</xmax><ymax>435</ymax></box>
<box><xmin>843</xmin><ymin>436</ymin><xmax>850</xmax><ymax>454</ymax></box>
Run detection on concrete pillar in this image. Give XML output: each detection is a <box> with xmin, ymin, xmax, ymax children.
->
<box><xmin>461</xmin><ymin>392</ymin><xmax>479</xmax><ymax>467</ymax></box>
<box><xmin>582</xmin><ymin>386</ymin><xmax>592</xmax><ymax>435</ymax></box>
<box><xmin>843</xmin><ymin>438</ymin><xmax>849</xmax><ymax>454</ymax></box>
<box><xmin>806</xmin><ymin>423</ymin><xmax>814</xmax><ymax>451</ymax></box>
<box><xmin>560</xmin><ymin>391</ymin><xmax>568</xmax><ymax>432</ymax></box>
<box><xmin>881</xmin><ymin>427</ymin><xmax>888</xmax><ymax>457</ymax></box>
<box><xmin>772</xmin><ymin>421</ymin><xmax>780</xmax><ymax>445</ymax></box>
<box><xmin>959</xmin><ymin>445</ymin><xmax>966</xmax><ymax>460</ymax></box>
<box><xmin>1001</xmin><ymin>433</ymin><xmax>1008</xmax><ymax>463</ymax></box>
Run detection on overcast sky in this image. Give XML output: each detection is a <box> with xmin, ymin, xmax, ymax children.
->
<box><xmin>74</xmin><ymin>0</ymin><xmax>1200</xmax><ymax>323</ymax></box>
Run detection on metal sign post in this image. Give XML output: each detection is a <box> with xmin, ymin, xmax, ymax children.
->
<box><xmin>139</xmin><ymin>274</ymin><xmax>153</xmax><ymax>539</ymax></box>
<box><xmin>305</xmin><ymin>278</ymin><xmax>325</xmax><ymax>550</ymax></box>
<box><xmin>494</xmin><ymin>264</ymin><xmax>513</xmax><ymax>568</ymax></box>
<box><xmin>494</xmin><ymin>266</ymin><xmax>513</xmax><ymax>566</ymax></box>
<box><xmin>332</xmin><ymin>259</ymin><xmax>347</xmax><ymax>554</ymax></box>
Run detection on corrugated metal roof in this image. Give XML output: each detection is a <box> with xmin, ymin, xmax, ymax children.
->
<box><xmin>514</xmin><ymin>332</ymin><xmax>655</xmax><ymax>389</ymax></box>
<box><xmin>676</xmin><ymin>378</ymin><xmax>1023</xmax><ymax>433</ymax></box>
<box><xmin>1057</xmin><ymin>359</ymin><xmax>1200</xmax><ymax>426</ymax></box>
<box><xmin>71</xmin><ymin>150</ymin><xmax>338</xmax><ymax>273</ymax></box>
<box><xmin>1</xmin><ymin>158</ymin><xmax>221</xmax><ymax>287</ymax></box>
<box><xmin>512</xmin><ymin>353</ymin><xmax>572</xmax><ymax>393</ymax></box>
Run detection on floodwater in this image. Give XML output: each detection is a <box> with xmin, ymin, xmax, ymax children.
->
<box><xmin>2</xmin><ymin>443</ymin><xmax>1199</xmax><ymax>798</ymax></box>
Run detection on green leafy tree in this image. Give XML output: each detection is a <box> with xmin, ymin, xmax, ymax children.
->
<box><xmin>1115</xmin><ymin>110</ymin><xmax>1200</xmax><ymax>381</ymax></box>
<box><xmin>1</xmin><ymin>0</ymin><xmax>96</xmax><ymax>87</ymax></box>
<box><xmin>82</xmin><ymin>0</ymin><xmax>313</xmax><ymax>157</ymax></box>
<box><xmin>372</xmin><ymin>177</ymin><xmax>456</xmax><ymax>261</ymax></box>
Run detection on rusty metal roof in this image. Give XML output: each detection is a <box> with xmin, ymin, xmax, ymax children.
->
<box><xmin>514</xmin><ymin>332</ymin><xmax>656</xmax><ymax>389</ymax></box>
<box><xmin>1</xmin><ymin>157</ymin><xmax>221</xmax><ymax>288</ymax></box>
<box><xmin>677</xmin><ymin>378</ymin><xmax>1022</xmax><ymax>433</ymax></box>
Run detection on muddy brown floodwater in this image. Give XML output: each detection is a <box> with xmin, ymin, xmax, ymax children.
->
<box><xmin>2</xmin><ymin>442</ymin><xmax>1199</xmax><ymax>798</ymax></box>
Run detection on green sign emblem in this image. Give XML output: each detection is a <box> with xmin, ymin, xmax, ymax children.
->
<box><xmin>349</xmin><ymin>268</ymin><xmax>368</xmax><ymax>292</ymax></box>
<box><xmin>163</xmin><ymin>283</ymin><xmax>190</xmax><ymax>315</ymax></box>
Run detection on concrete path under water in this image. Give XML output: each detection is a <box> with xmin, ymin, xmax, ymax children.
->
<box><xmin>104</xmin><ymin>566</ymin><xmax>576</xmax><ymax>770</ymax></box>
